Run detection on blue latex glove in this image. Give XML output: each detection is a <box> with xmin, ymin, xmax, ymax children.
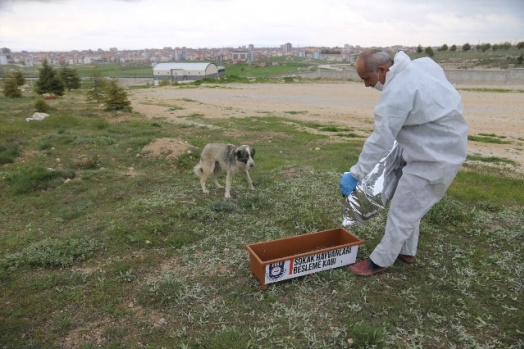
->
<box><xmin>340</xmin><ymin>172</ymin><xmax>359</xmax><ymax>196</ymax></box>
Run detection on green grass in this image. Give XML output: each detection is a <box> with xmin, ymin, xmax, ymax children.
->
<box><xmin>448</xmin><ymin>171</ymin><xmax>524</xmax><ymax>206</ymax></box>
<box><xmin>0</xmin><ymin>144</ymin><xmax>20</xmax><ymax>164</ymax></box>
<box><xmin>284</xmin><ymin>110</ymin><xmax>308</xmax><ymax>115</ymax></box>
<box><xmin>468</xmin><ymin>134</ymin><xmax>513</xmax><ymax>144</ymax></box>
<box><xmin>0</xmin><ymin>85</ymin><xmax>523</xmax><ymax>348</ymax></box>
<box><xmin>1</xmin><ymin>236</ymin><xmax>99</xmax><ymax>269</ymax></box>
<box><xmin>458</xmin><ymin>87</ymin><xmax>524</xmax><ymax>93</ymax></box>
<box><xmin>467</xmin><ymin>154</ymin><xmax>516</xmax><ymax>165</ymax></box>
<box><xmin>224</xmin><ymin>58</ymin><xmax>312</xmax><ymax>78</ymax></box>
<box><xmin>5</xmin><ymin>165</ymin><xmax>75</xmax><ymax>194</ymax></box>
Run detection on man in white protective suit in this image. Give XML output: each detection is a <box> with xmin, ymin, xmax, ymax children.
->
<box><xmin>340</xmin><ymin>49</ymin><xmax>468</xmax><ymax>276</ymax></box>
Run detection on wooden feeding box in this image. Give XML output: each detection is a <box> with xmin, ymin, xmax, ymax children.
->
<box><xmin>246</xmin><ymin>228</ymin><xmax>363</xmax><ymax>288</ymax></box>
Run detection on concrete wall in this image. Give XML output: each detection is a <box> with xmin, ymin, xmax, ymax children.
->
<box><xmin>297</xmin><ymin>67</ymin><xmax>524</xmax><ymax>85</ymax></box>
<box><xmin>444</xmin><ymin>68</ymin><xmax>524</xmax><ymax>85</ymax></box>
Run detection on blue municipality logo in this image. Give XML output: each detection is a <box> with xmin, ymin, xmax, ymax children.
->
<box><xmin>267</xmin><ymin>262</ymin><xmax>286</xmax><ymax>280</ymax></box>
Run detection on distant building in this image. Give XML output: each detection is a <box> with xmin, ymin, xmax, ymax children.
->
<box><xmin>153</xmin><ymin>62</ymin><xmax>221</xmax><ymax>84</ymax></box>
<box><xmin>281</xmin><ymin>42</ymin><xmax>292</xmax><ymax>52</ymax></box>
<box><xmin>230</xmin><ymin>51</ymin><xmax>250</xmax><ymax>62</ymax></box>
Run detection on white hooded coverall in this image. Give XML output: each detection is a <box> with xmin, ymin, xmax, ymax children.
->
<box><xmin>350</xmin><ymin>51</ymin><xmax>468</xmax><ymax>267</ymax></box>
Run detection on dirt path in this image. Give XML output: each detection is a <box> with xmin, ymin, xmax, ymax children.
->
<box><xmin>130</xmin><ymin>82</ymin><xmax>524</xmax><ymax>173</ymax></box>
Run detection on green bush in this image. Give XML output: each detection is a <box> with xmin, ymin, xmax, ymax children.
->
<box><xmin>158</xmin><ymin>78</ymin><xmax>171</xmax><ymax>86</ymax></box>
<box><xmin>34</xmin><ymin>98</ymin><xmax>51</xmax><ymax>112</ymax></box>
<box><xmin>104</xmin><ymin>80</ymin><xmax>132</xmax><ymax>111</ymax></box>
<box><xmin>2</xmin><ymin>76</ymin><xmax>22</xmax><ymax>98</ymax></box>
<box><xmin>35</xmin><ymin>59</ymin><xmax>65</xmax><ymax>96</ymax></box>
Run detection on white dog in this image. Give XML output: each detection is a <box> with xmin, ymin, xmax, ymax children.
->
<box><xmin>193</xmin><ymin>143</ymin><xmax>255</xmax><ymax>198</ymax></box>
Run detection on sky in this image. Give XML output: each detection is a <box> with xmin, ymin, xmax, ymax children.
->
<box><xmin>0</xmin><ymin>0</ymin><xmax>523</xmax><ymax>52</ymax></box>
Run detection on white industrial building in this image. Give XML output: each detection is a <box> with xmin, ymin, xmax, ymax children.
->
<box><xmin>153</xmin><ymin>62</ymin><xmax>225</xmax><ymax>84</ymax></box>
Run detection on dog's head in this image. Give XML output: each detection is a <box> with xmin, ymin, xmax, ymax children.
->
<box><xmin>235</xmin><ymin>145</ymin><xmax>255</xmax><ymax>168</ymax></box>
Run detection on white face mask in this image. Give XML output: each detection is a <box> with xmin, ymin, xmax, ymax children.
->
<box><xmin>373</xmin><ymin>72</ymin><xmax>383</xmax><ymax>91</ymax></box>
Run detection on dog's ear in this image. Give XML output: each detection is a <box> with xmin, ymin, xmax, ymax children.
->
<box><xmin>250</xmin><ymin>147</ymin><xmax>255</xmax><ymax>158</ymax></box>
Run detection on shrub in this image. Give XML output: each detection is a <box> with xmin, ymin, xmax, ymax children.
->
<box><xmin>86</xmin><ymin>69</ymin><xmax>107</xmax><ymax>103</ymax></box>
<box><xmin>34</xmin><ymin>98</ymin><xmax>51</xmax><ymax>113</ymax></box>
<box><xmin>12</xmin><ymin>71</ymin><xmax>26</xmax><ymax>86</ymax></box>
<box><xmin>35</xmin><ymin>59</ymin><xmax>65</xmax><ymax>96</ymax></box>
<box><xmin>58</xmin><ymin>64</ymin><xmax>81</xmax><ymax>91</ymax></box>
<box><xmin>158</xmin><ymin>78</ymin><xmax>171</xmax><ymax>86</ymax></box>
<box><xmin>104</xmin><ymin>79</ymin><xmax>132</xmax><ymax>111</ymax></box>
<box><xmin>2</xmin><ymin>76</ymin><xmax>22</xmax><ymax>98</ymax></box>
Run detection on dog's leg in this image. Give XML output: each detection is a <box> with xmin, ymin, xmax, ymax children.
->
<box><xmin>245</xmin><ymin>170</ymin><xmax>255</xmax><ymax>190</ymax></box>
<box><xmin>212</xmin><ymin>162</ymin><xmax>224</xmax><ymax>189</ymax></box>
<box><xmin>200</xmin><ymin>174</ymin><xmax>210</xmax><ymax>194</ymax></box>
<box><xmin>199</xmin><ymin>160</ymin><xmax>215</xmax><ymax>194</ymax></box>
<box><xmin>224</xmin><ymin>169</ymin><xmax>233</xmax><ymax>198</ymax></box>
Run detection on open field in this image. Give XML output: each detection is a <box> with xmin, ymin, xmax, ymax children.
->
<box><xmin>131</xmin><ymin>81</ymin><xmax>524</xmax><ymax>174</ymax></box>
<box><xmin>0</xmin><ymin>81</ymin><xmax>523</xmax><ymax>348</ymax></box>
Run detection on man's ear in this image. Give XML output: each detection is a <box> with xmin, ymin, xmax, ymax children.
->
<box><xmin>378</xmin><ymin>64</ymin><xmax>390</xmax><ymax>74</ymax></box>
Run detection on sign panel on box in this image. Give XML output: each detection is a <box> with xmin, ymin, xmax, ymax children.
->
<box><xmin>264</xmin><ymin>246</ymin><xmax>358</xmax><ymax>285</ymax></box>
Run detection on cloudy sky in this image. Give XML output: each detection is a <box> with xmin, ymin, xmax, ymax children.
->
<box><xmin>1</xmin><ymin>0</ymin><xmax>523</xmax><ymax>52</ymax></box>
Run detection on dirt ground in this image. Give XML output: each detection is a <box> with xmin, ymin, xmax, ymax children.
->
<box><xmin>130</xmin><ymin>82</ymin><xmax>524</xmax><ymax>174</ymax></box>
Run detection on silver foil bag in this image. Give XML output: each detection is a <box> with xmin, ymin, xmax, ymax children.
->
<box><xmin>342</xmin><ymin>142</ymin><xmax>404</xmax><ymax>227</ymax></box>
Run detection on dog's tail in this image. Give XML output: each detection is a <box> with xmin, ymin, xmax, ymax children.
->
<box><xmin>193</xmin><ymin>164</ymin><xmax>203</xmax><ymax>178</ymax></box>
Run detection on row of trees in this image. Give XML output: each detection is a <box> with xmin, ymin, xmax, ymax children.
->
<box><xmin>2</xmin><ymin>60</ymin><xmax>80</xmax><ymax>98</ymax></box>
<box><xmin>2</xmin><ymin>59</ymin><xmax>131</xmax><ymax>111</ymax></box>
<box><xmin>416</xmin><ymin>41</ymin><xmax>524</xmax><ymax>60</ymax></box>
<box><xmin>418</xmin><ymin>41</ymin><xmax>524</xmax><ymax>54</ymax></box>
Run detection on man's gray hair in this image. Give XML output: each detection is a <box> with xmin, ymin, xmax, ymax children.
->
<box><xmin>359</xmin><ymin>49</ymin><xmax>393</xmax><ymax>72</ymax></box>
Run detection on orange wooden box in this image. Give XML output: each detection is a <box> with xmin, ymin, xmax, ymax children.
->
<box><xmin>246</xmin><ymin>228</ymin><xmax>363</xmax><ymax>288</ymax></box>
